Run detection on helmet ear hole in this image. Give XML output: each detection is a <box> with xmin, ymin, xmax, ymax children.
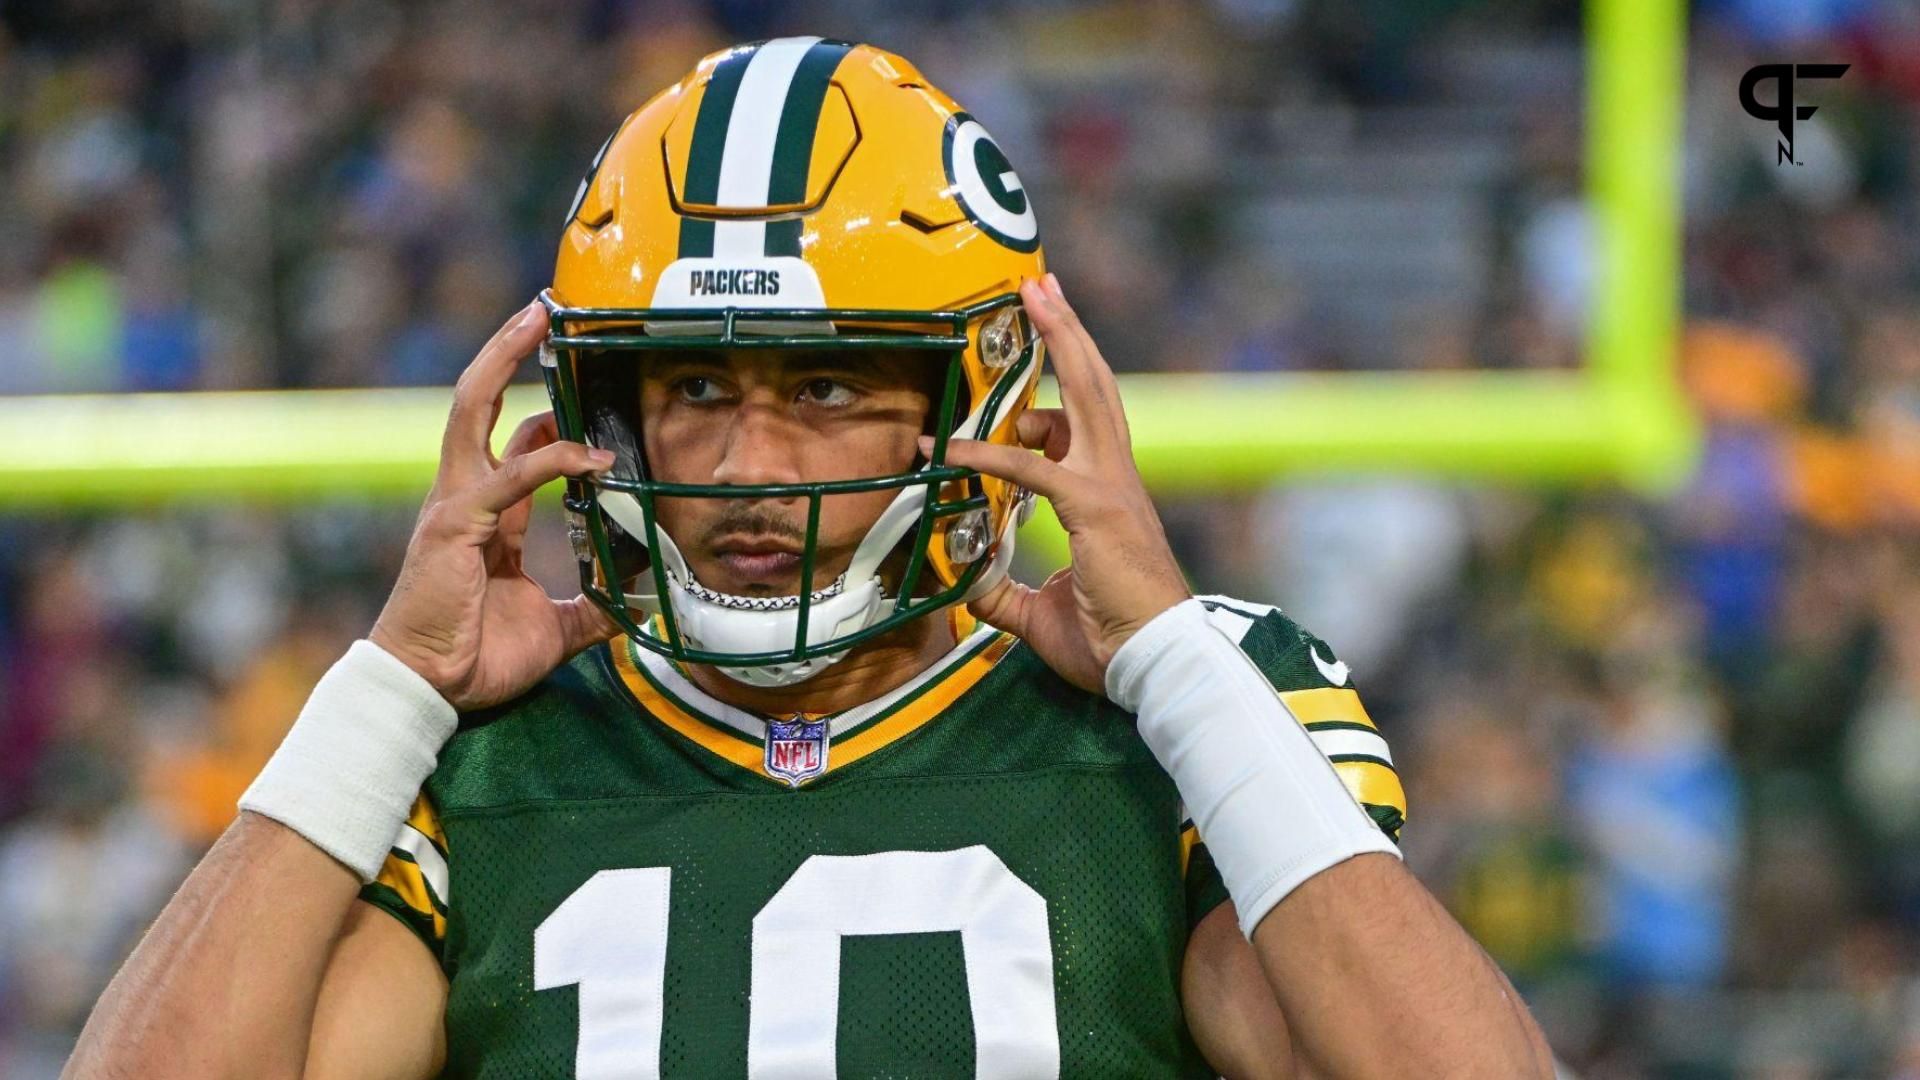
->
<box><xmin>600</xmin><ymin>513</ymin><xmax>653</xmax><ymax>588</ymax></box>
<box><xmin>576</xmin><ymin>350</ymin><xmax>647</xmax><ymax>479</ymax></box>
<box><xmin>569</xmin><ymin>348</ymin><xmax>656</xmax><ymax>598</ymax></box>
<box><xmin>921</xmin><ymin>353</ymin><xmax>972</xmax><ymax>444</ymax></box>
<box><xmin>568</xmin><ymin>496</ymin><xmax>654</xmax><ymax>603</ymax></box>
<box><xmin>589</xmin><ymin>403</ymin><xmax>642</xmax><ymax>476</ymax></box>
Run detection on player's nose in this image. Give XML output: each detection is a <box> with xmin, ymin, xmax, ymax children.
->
<box><xmin>709</xmin><ymin>398</ymin><xmax>806</xmax><ymax>490</ymax></box>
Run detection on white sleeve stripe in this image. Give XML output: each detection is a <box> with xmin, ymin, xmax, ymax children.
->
<box><xmin>1195</xmin><ymin>594</ymin><xmax>1277</xmax><ymax>618</ymax></box>
<box><xmin>1199</xmin><ymin>604</ymin><xmax>1256</xmax><ymax>644</ymax></box>
<box><xmin>1307</xmin><ymin>728</ymin><xmax>1395</xmax><ymax>768</ymax></box>
<box><xmin>393</xmin><ymin>824</ymin><xmax>450</xmax><ymax>908</ymax></box>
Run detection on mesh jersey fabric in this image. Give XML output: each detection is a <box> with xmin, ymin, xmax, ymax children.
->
<box><xmin>360</xmin><ymin>596</ymin><xmax>1404</xmax><ymax>1078</ymax></box>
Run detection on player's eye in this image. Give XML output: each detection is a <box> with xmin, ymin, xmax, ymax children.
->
<box><xmin>672</xmin><ymin>375</ymin><xmax>725</xmax><ymax>404</ymax></box>
<box><xmin>798</xmin><ymin>378</ymin><xmax>855</xmax><ymax>407</ymax></box>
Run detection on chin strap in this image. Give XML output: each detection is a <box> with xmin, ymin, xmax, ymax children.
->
<box><xmin>961</xmin><ymin>509</ymin><xmax>1022</xmax><ymax>604</ymax></box>
<box><xmin>678</xmin><ymin>570</ymin><xmax>848</xmax><ymax>611</ymax></box>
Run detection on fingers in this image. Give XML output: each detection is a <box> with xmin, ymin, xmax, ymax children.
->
<box><xmin>500</xmin><ymin>411</ymin><xmax>562</xmax><ymax>462</ymax></box>
<box><xmin>965</xmin><ymin>575</ymin><xmax>1033</xmax><ymax>638</ymax></box>
<box><xmin>555</xmin><ymin>594</ymin><xmax>621</xmax><ymax>658</ymax></box>
<box><xmin>1018</xmin><ymin>278</ymin><xmax>1103</xmax><ymax>458</ymax></box>
<box><xmin>473</xmin><ymin>438</ymin><xmax>613</xmax><ymax>515</ymax></box>
<box><xmin>924</xmin><ymin>434</ymin><xmax>1073</xmax><ymax>508</ymax></box>
<box><xmin>1014</xmin><ymin>408</ymin><xmax>1070</xmax><ymax>462</ymax></box>
<box><xmin>441</xmin><ymin>300</ymin><xmax>547</xmax><ymax>485</ymax></box>
<box><xmin>1020</xmin><ymin>275</ymin><xmax>1130</xmax><ymax>459</ymax></box>
<box><xmin>1045</xmin><ymin>272</ymin><xmax>1132</xmax><ymax>456</ymax></box>
<box><xmin>1039</xmin><ymin>274</ymin><xmax>1127</xmax><ymax>418</ymax></box>
<box><xmin>491</xmin><ymin>413</ymin><xmax>566</xmax><ymax>556</ymax></box>
<box><xmin>484</xmin><ymin>396</ymin><xmax>507</xmax><ymax>468</ymax></box>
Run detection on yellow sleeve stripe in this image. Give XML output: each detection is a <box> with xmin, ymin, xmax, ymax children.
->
<box><xmin>375</xmin><ymin>851</ymin><xmax>448</xmax><ymax>941</ymax></box>
<box><xmin>1278</xmin><ymin>687</ymin><xmax>1376</xmax><ymax>730</ymax></box>
<box><xmin>1182</xmin><ymin>687</ymin><xmax>1408</xmax><ymax>862</ymax></box>
<box><xmin>405</xmin><ymin>794</ymin><xmax>447</xmax><ymax>853</ymax></box>
<box><xmin>373</xmin><ymin>794</ymin><xmax>449</xmax><ymax>941</ymax></box>
<box><xmin>1284</xmin><ymin>688</ymin><xmax>1406</xmax><ymax>820</ymax></box>
<box><xmin>1331</xmin><ymin>759</ymin><xmax>1407</xmax><ymax>821</ymax></box>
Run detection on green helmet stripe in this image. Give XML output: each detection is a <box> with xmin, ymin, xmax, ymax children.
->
<box><xmin>676</xmin><ymin>43</ymin><xmax>756</xmax><ymax>258</ymax></box>
<box><xmin>763</xmin><ymin>39</ymin><xmax>852</xmax><ymax>257</ymax></box>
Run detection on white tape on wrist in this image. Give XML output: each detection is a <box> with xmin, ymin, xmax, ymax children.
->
<box><xmin>1107</xmin><ymin>599</ymin><xmax>1400</xmax><ymax>938</ymax></box>
<box><xmin>238</xmin><ymin>639</ymin><xmax>458</xmax><ymax>882</ymax></box>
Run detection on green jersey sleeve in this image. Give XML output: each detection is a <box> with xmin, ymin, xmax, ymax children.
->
<box><xmin>1181</xmin><ymin>595</ymin><xmax>1408</xmax><ymax>929</ymax></box>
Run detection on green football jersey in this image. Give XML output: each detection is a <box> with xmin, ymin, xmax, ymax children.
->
<box><xmin>362</xmin><ymin>598</ymin><xmax>1405</xmax><ymax>1078</ymax></box>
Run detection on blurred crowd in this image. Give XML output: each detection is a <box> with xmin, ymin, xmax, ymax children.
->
<box><xmin>7</xmin><ymin>0</ymin><xmax>1920</xmax><ymax>1075</ymax></box>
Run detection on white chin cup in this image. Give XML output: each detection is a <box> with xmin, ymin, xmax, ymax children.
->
<box><xmin>681</xmin><ymin>573</ymin><xmax>887</xmax><ymax>688</ymax></box>
<box><xmin>595</xmin><ymin>484</ymin><xmax>925</xmax><ymax>688</ymax></box>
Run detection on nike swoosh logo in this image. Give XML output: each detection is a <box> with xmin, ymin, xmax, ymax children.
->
<box><xmin>1310</xmin><ymin>645</ymin><xmax>1350</xmax><ymax>687</ymax></box>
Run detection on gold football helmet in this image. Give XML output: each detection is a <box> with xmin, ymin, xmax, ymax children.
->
<box><xmin>542</xmin><ymin>38</ymin><xmax>1045</xmax><ymax>687</ymax></box>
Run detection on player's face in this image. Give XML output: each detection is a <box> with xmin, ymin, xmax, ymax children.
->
<box><xmin>638</xmin><ymin>349</ymin><xmax>939</xmax><ymax>598</ymax></box>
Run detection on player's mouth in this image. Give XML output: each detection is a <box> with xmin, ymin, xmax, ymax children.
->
<box><xmin>710</xmin><ymin>536</ymin><xmax>805</xmax><ymax>585</ymax></box>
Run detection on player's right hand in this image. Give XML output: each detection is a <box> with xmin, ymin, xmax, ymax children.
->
<box><xmin>369</xmin><ymin>300</ymin><xmax>620</xmax><ymax>711</ymax></box>
<box><xmin>929</xmin><ymin>275</ymin><xmax>1192</xmax><ymax>695</ymax></box>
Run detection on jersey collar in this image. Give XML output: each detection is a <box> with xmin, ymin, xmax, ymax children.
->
<box><xmin>608</xmin><ymin>606</ymin><xmax>1017</xmax><ymax>784</ymax></box>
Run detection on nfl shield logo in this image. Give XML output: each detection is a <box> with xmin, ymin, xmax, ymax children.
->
<box><xmin>765</xmin><ymin>717</ymin><xmax>830</xmax><ymax>787</ymax></box>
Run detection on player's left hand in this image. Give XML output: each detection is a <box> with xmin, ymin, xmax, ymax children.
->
<box><xmin>926</xmin><ymin>273</ymin><xmax>1191</xmax><ymax>695</ymax></box>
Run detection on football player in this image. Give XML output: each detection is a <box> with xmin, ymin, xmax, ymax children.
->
<box><xmin>69</xmin><ymin>40</ymin><xmax>1552</xmax><ymax>1078</ymax></box>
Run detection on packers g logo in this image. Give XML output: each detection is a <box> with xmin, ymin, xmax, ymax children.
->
<box><xmin>943</xmin><ymin>113</ymin><xmax>1039</xmax><ymax>253</ymax></box>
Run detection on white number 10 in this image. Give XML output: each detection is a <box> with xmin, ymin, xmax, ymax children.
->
<box><xmin>532</xmin><ymin>846</ymin><xmax>1059</xmax><ymax>1079</ymax></box>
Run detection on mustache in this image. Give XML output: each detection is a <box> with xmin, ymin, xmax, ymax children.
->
<box><xmin>697</xmin><ymin>505</ymin><xmax>809</xmax><ymax>549</ymax></box>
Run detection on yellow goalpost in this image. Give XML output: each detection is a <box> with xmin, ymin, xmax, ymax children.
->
<box><xmin>0</xmin><ymin>0</ymin><xmax>1690</xmax><ymax>570</ymax></box>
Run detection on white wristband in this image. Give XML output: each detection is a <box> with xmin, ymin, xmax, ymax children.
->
<box><xmin>1107</xmin><ymin>599</ymin><xmax>1400</xmax><ymax>937</ymax></box>
<box><xmin>239</xmin><ymin>639</ymin><xmax>458</xmax><ymax>882</ymax></box>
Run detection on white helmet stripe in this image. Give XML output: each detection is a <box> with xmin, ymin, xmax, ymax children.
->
<box><xmin>707</xmin><ymin>36</ymin><xmax>821</xmax><ymax>258</ymax></box>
